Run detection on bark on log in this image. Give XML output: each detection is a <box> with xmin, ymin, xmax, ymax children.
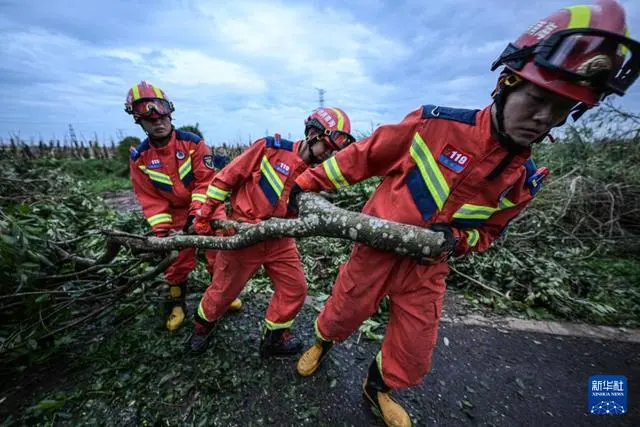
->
<box><xmin>104</xmin><ymin>193</ymin><xmax>447</xmax><ymax>260</ymax></box>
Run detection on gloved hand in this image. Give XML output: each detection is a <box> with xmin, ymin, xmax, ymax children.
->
<box><xmin>419</xmin><ymin>223</ymin><xmax>459</xmax><ymax>265</ymax></box>
<box><xmin>182</xmin><ymin>215</ymin><xmax>195</xmax><ymax>234</ymax></box>
<box><xmin>287</xmin><ymin>184</ymin><xmax>304</xmax><ymax>213</ymax></box>
<box><xmin>193</xmin><ymin>202</ymin><xmax>235</xmax><ymax>236</ymax></box>
<box><xmin>193</xmin><ymin>201</ymin><xmax>216</xmax><ymax>235</ymax></box>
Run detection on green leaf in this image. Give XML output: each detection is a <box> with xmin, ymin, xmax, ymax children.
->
<box><xmin>34</xmin><ymin>399</ymin><xmax>65</xmax><ymax>410</ymax></box>
<box><xmin>35</xmin><ymin>294</ymin><xmax>50</xmax><ymax>304</ymax></box>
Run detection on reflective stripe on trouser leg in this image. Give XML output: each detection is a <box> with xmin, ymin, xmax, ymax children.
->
<box><xmin>316</xmin><ymin>243</ymin><xmax>399</xmax><ymax>342</ymax></box>
<box><xmin>263</xmin><ymin>238</ymin><xmax>307</xmax><ymax>329</ymax></box>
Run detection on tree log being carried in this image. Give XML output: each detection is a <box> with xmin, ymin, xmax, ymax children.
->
<box><xmin>105</xmin><ymin>193</ymin><xmax>448</xmax><ymax>260</ymax></box>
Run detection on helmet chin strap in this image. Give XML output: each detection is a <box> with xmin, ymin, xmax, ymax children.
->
<box><xmin>493</xmin><ymin>75</ymin><xmax>550</xmax><ymax>151</ymax></box>
<box><xmin>303</xmin><ymin>135</ymin><xmax>323</xmax><ymax>165</ymax></box>
<box><xmin>487</xmin><ymin>74</ymin><xmax>550</xmax><ymax>181</ymax></box>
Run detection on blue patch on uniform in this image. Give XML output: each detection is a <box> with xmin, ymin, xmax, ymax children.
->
<box><xmin>523</xmin><ymin>158</ymin><xmax>547</xmax><ymax>196</ymax></box>
<box><xmin>175</xmin><ymin>130</ymin><xmax>202</xmax><ymax>143</ymax></box>
<box><xmin>130</xmin><ymin>139</ymin><xmax>150</xmax><ymax>161</ymax></box>
<box><xmin>214</xmin><ymin>154</ymin><xmax>230</xmax><ymax>169</ymax></box>
<box><xmin>265</xmin><ymin>136</ymin><xmax>293</xmax><ymax>151</ymax></box>
<box><xmin>405</xmin><ymin>167</ymin><xmax>438</xmax><ymax>221</ymax></box>
<box><xmin>148</xmin><ymin>159</ymin><xmax>162</xmax><ymax>169</ymax></box>
<box><xmin>438</xmin><ymin>144</ymin><xmax>471</xmax><ymax>173</ymax></box>
<box><xmin>438</xmin><ymin>154</ymin><xmax>464</xmax><ymax>172</ymax></box>
<box><xmin>259</xmin><ymin>175</ymin><xmax>279</xmax><ymax>205</ymax></box>
<box><xmin>421</xmin><ymin>104</ymin><xmax>479</xmax><ymax>125</ymax></box>
<box><xmin>181</xmin><ymin>172</ymin><xmax>194</xmax><ymax>187</ymax></box>
<box><xmin>151</xmin><ymin>181</ymin><xmax>173</xmax><ymax>192</ymax></box>
<box><xmin>274</xmin><ymin>161</ymin><xmax>290</xmax><ymax>176</ymax></box>
<box><xmin>451</xmin><ymin>218</ymin><xmax>486</xmax><ymax>229</ymax></box>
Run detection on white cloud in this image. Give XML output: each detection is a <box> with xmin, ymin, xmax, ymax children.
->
<box><xmin>147</xmin><ymin>49</ymin><xmax>267</xmax><ymax>92</ymax></box>
<box><xmin>198</xmin><ymin>1</ymin><xmax>409</xmax><ymax>97</ymax></box>
<box><xmin>2</xmin><ymin>0</ymin><xmax>639</xmax><ymax>143</ymax></box>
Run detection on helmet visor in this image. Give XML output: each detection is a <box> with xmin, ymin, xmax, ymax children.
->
<box><xmin>327</xmin><ymin>129</ymin><xmax>356</xmax><ymax>150</ymax></box>
<box><xmin>534</xmin><ymin>28</ymin><xmax>640</xmax><ymax>96</ymax></box>
<box><xmin>306</xmin><ymin>118</ymin><xmax>355</xmax><ymax>150</ymax></box>
<box><xmin>132</xmin><ymin>98</ymin><xmax>173</xmax><ymax>118</ymax></box>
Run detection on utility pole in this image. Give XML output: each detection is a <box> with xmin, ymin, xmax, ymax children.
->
<box><xmin>68</xmin><ymin>124</ymin><xmax>78</xmax><ymax>145</ymax></box>
<box><xmin>315</xmin><ymin>87</ymin><xmax>325</xmax><ymax>107</ymax></box>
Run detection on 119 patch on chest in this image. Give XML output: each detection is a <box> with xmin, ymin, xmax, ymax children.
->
<box><xmin>275</xmin><ymin>161</ymin><xmax>290</xmax><ymax>176</ymax></box>
<box><xmin>439</xmin><ymin>145</ymin><xmax>471</xmax><ymax>173</ymax></box>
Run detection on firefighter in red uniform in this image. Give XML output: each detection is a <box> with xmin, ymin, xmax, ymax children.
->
<box><xmin>185</xmin><ymin>108</ymin><xmax>356</xmax><ymax>357</ymax></box>
<box><xmin>292</xmin><ymin>1</ymin><xmax>640</xmax><ymax>426</ymax></box>
<box><xmin>125</xmin><ymin>81</ymin><xmax>242</xmax><ymax>332</ymax></box>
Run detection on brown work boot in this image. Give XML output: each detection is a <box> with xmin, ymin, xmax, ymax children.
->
<box><xmin>362</xmin><ymin>358</ymin><xmax>412</xmax><ymax>427</ymax></box>
<box><xmin>296</xmin><ymin>338</ymin><xmax>334</xmax><ymax>376</ymax></box>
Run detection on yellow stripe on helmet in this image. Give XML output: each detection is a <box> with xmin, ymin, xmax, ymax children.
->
<box><xmin>131</xmin><ymin>84</ymin><xmax>141</xmax><ymax>101</ymax></box>
<box><xmin>152</xmin><ymin>85</ymin><xmax>164</xmax><ymax>99</ymax></box>
<box><xmin>620</xmin><ymin>26</ymin><xmax>631</xmax><ymax>56</ymax></box>
<box><xmin>329</xmin><ymin>108</ymin><xmax>345</xmax><ymax>131</ymax></box>
<box><xmin>566</xmin><ymin>5</ymin><xmax>592</xmax><ymax>29</ymax></box>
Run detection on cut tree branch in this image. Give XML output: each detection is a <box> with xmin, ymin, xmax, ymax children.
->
<box><xmin>103</xmin><ymin>193</ymin><xmax>447</xmax><ymax>259</ymax></box>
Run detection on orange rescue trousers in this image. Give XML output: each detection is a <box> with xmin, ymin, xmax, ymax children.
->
<box><xmin>314</xmin><ymin>243</ymin><xmax>447</xmax><ymax>389</ymax></box>
<box><xmin>198</xmin><ymin>237</ymin><xmax>307</xmax><ymax>329</ymax></box>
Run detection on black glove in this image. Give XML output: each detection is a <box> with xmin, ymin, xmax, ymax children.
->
<box><xmin>419</xmin><ymin>223</ymin><xmax>458</xmax><ymax>264</ymax></box>
<box><xmin>287</xmin><ymin>184</ymin><xmax>304</xmax><ymax>213</ymax></box>
<box><xmin>183</xmin><ymin>215</ymin><xmax>195</xmax><ymax>233</ymax></box>
<box><xmin>430</xmin><ymin>223</ymin><xmax>457</xmax><ymax>256</ymax></box>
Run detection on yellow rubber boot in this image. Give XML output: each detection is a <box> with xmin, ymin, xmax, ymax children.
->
<box><xmin>166</xmin><ymin>305</ymin><xmax>186</xmax><ymax>331</ymax></box>
<box><xmin>296</xmin><ymin>339</ymin><xmax>334</xmax><ymax>376</ymax></box>
<box><xmin>362</xmin><ymin>357</ymin><xmax>412</xmax><ymax>427</ymax></box>
<box><xmin>165</xmin><ymin>283</ymin><xmax>187</xmax><ymax>331</ymax></box>
<box><xmin>227</xmin><ymin>298</ymin><xmax>243</xmax><ymax>311</ymax></box>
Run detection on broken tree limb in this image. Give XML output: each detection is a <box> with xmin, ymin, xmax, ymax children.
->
<box><xmin>103</xmin><ymin>193</ymin><xmax>447</xmax><ymax>259</ymax></box>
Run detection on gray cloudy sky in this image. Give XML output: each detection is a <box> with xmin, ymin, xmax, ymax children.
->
<box><xmin>1</xmin><ymin>0</ymin><xmax>638</xmax><ymax>144</ymax></box>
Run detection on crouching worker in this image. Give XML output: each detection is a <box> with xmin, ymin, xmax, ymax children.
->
<box><xmin>186</xmin><ymin>108</ymin><xmax>356</xmax><ymax>357</ymax></box>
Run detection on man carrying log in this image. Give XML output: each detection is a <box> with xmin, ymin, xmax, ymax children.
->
<box><xmin>290</xmin><ymin>1</ymin><xmax>640</xmax><ymax>425</ymax></box>
<box><xmin>186</xmin><ymin>108</ymin><xmax>356</xmax><ymax>357</ymax></box>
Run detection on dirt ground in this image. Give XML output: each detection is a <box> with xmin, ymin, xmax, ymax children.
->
<box><xmin>2</xmin><ymin>190</ymin><xmax>636</xmax><ymax>426</ymax></box>
<box><xmin>2</xmin><ymin>291</ymin><xmax>638</xmax><ymax>426</ymax></box>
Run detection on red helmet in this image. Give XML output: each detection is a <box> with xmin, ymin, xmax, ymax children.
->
<box><xmin>124</xmin><ymin>81</ymin><xmax>175</xmax><ymax>120</ymax></box>
<box><xmin>492</xmin><ymin>0</ymin><xmax>640</xmax><ymax>106</ymax></box>
<box><xmin>304</xmin><ymin>107</ymin><xmax>355</xmax><ymax>150</ymax></box>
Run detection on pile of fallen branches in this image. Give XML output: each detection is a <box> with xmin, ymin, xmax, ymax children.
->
<box><xmin>0</xmin><ymin>152</ymin><xmax>448</xmax><ymax>362</ymax></box>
